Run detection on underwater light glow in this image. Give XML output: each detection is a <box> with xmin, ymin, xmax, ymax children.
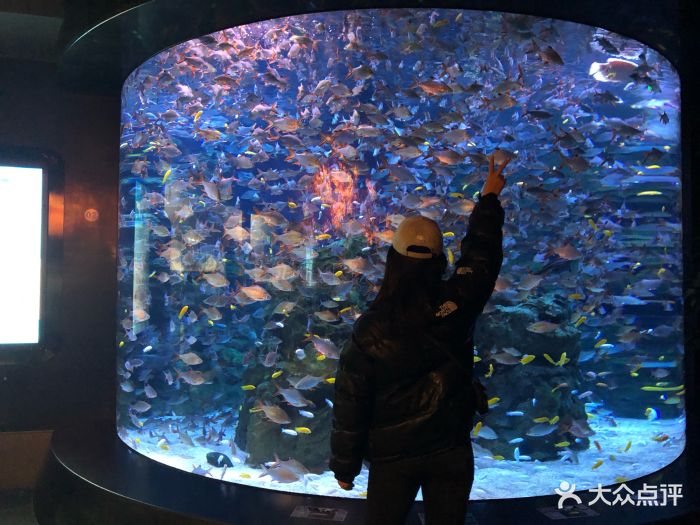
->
<box><xmin>0</xmin><ymin>166</ymin><xmax>43</xmax><ymax>345</ymax></box>
<box><xmin>117</xmin><ymin>9</ymin><xmax>683</xmax><ymax>500</ymax></box>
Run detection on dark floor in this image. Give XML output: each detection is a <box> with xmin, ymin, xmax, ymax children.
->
<box><xmin>0</xmin><ymin>490</ymin><xmax>39</xmax><ymax>525</ymax></box>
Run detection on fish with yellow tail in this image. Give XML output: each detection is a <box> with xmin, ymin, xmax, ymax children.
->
<box><xmin>641</xmin><ymin>384</ymin><xmax>684</xmax><ymax>392</ymax></box>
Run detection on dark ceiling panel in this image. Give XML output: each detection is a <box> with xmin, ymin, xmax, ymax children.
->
<box><xmin>0</xmin><ymin>12</ymin><xmax>62</xmax><ymax>62</ymax></box>
<box><xmin>0</xmin><ymin>0</ymin><xmax>64</xmax><ymax>17</ymax></box>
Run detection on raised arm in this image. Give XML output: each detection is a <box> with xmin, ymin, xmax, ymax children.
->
<box><xmin>445</xmin><ymin>155</ymin><xmax>508</xmax><ymax>319</ymax></box>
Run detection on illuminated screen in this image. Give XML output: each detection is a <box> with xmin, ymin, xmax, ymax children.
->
<box><xmin>0</xmin><ymin>166</ymin><xmax>43</xmax><ymax>344</ymax></box>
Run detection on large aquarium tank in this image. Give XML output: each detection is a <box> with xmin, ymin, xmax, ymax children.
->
<box><xmin>116</xmin><ymin>9</ymin><xmax>684</xmax><ymax>499</ymax></box>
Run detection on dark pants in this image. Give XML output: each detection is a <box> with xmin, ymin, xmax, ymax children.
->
<box><xmin>365</xmin><ymin>442</ymin><xmax>474</xmax><ymax>525</ymax></box>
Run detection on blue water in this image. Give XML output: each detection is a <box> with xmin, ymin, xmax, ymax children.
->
<box><xmin>116</xmin><ymin>9</ymin><xmax>683</xmax><ymax>498</ymax></box>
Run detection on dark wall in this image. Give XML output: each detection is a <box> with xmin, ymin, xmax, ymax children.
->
<box><xmin>0</xmin><ymin>58</ymin><xmax>120</xmax><ymax>431</ymax></box>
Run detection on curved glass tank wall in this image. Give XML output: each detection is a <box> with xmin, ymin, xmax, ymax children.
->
<box><xmin>117</xmin><ymin>9</ymin><xmax>683</xmax><ymax>499</ymax></box>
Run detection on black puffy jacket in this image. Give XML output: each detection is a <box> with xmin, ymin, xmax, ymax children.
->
<box><xmin>329</xmin><ymin>192</ymin><xmax>505</xmax><ymax>484</ymax></box>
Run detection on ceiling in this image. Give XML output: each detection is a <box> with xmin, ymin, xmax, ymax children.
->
<box><xmin>0</xmin><ymin>0</ymin><xmax>64</xmax><ymax>62</ymax></box>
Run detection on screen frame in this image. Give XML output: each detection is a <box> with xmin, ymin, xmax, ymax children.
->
<box><xmin>0</xmin><ymin>147</ymin><xmax>64</xmax><ymax>366</ymax></box>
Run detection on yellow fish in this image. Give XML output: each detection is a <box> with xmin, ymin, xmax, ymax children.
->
<box><xmin>158</xmin><ymin>441</ymin><xmax>169</xmax><ymax>450</ymax></box>
<box><xmin>485</xmin><ymin>363</ymin><xmax>494</xmax><ymax>378</ymax></box>
<box><xmin>178</xmin><ymin>305</ymin><xmax>189</xmax><ymax>319</ymax></box>
<box><xmin>119</xmin><ymin>341</ymin><xmax>125</xmax><ymax>348</ymax></box>
<box><xmin>288</xmin><ymin>201</ymin><xmax>298</xmax><ymax>209</ymax></box>
<box><xmin>543</xmin><ymin>353</ymin><xmax>557</xmax><ymax>366</ymax></box>
<box><xmin>473</xmin><ymin>421</ymin><xmax>482</xmax><ymax>437</ymax></box>
<box><xmin>554</xmin><ymin>441</ymin><xmax>570</xmax><ymax>447</ymax></box>
<box><xmin>624</xmin><ymin>440</ymin><xmax>632</xmax><ymax>452</ymax></box>
<box><xmin>587</xmin><ymin>218</ymin><xmax>599</xmax><ymax>232</ymax></box>
<box><xmin>637</xmin><ymin>190</ymin><xmax>662</xmax><ymax>196</ymax></box>
<box><xmin>358</xmin><ymin>491</ymin><xmax>368</xmax><ymax>497</ymax></box>
<box><xmin>474</xmin><ymin>356</ymin><xmax>482</xmax><ymax>363</ymax></box>
<box><xmin>575</xmin><ymin>316</ymin><xmax>587</xmax><ymax>327</ymax></box>
<box><xmin>249</xmin><ymin>407</ymin><xmax>262</xmax><ymax>413</ymax></box>
<box><xmin>443</xmin><ymin>231</ymin><xmax>455</xmax><ymax>238</ymax></box>
<box><xmin>334</xmin><ymin>270</ymin><xmax>343</xmax><ymax>277</ymax></box>
<box><xmin>645</xmin><ymin>165</ymin><xmax>661</xmax><ymax>169</ymax></box>
<box><xmin>316</xmin><ymin>354</ymin><xmax>326</xmax><ymax>361</ymax></box>
<box><xmin>339</xmin><ymin>306</ymin><xmax>352</xmax><ymax>314</ymax></box>
<box><xmin>162</xmin><ymin>168</ymin><xmax>172</xmax><ymax>184</ymax></box>
<box><xmin>241</xmin><ymin>384</ymin><xmax>256</xmax><ymax>391</ymax></box>
<box><xmin>603</xmin><ymin>229</ymin><xmax>613</xmax><ymax>237</ymax></box>
<box><xmin>614</xmin><ymin>476</ymin><xmax>629</xmax><ymax>483</ymax></box>
<box><xmin>594</xmin><ymin>339</ymin><xmax>608</xmax><ymax>348</ymax></box>
<box><xmin>520</xmin><ymin>354</ymin><xmax>535</xmax><ymax>365</ymax></box>
<box><xmin>271</xmin><ymin>370</ymin><xmax>283</xmax><ymax>379</ymax></box>
<box><xmin>492</xmin><ymin>455</ymin><xmax>505</xmax><ymax>460</ymax></box>
<box><xmin>556</xmin><ymin>353</ymin><xmax>568</xmax><ymax>366</ymax></box>
<box><xmin>568</xmin><ymin>293</ymin><xmax>584</xmax><ymax>300</ymax></box>
<box><xmin>641</xmin><ymin>385</ymin><xmax>684</xmax><ymax>392</ymax></box>
<box><xmin>325</xmin><ymin>377</ymin><xmax>336</xmax><ymax>384</ymax></box>
<box><xmin>447</xmin><ymin>248</ymin><xmax>454</xmax><ymax>266</ymax></box>
<box><xmin>193</xmin><ymin>110</ymin><xmax>203</xmax><ymax>122</ymax></box>
<box><xmin>448</xmin><ymin>192</ymin><xmax>464</xmax><ymax>198</ymax></box>
<box><xmin>550</xmin><ymin>415</ymin><xmax>560</xmax><ymax>425</ymax></box>
<box><xmin>295</xmin><ymin>427</ymin><xmax>312</xmax><ymax>434</ymax></box>
<box><xmin>533</xmin><ymin>417</ymin><xmax>550</xmax><ymax>423</ymax></box>
<box><xmin>315</xmin><ymin>233</ymin><xmax>332</xmax><ymax>240</ymax></box>
<box><xmin>207</xmin><ymin>320</ymin><xmax>214</xmax><ymax>326</ymax></box>
<box><xmin>592</xmin><ymin>459</ymin><xmax>604</xmax><ymax>470</ymax></box>
<box><xmin>134</xmin><ymin>437</ymin><xmax>141</xmax><ymax>444</ymax></box>
<box><xmin>487</xmin><ymin>397</ymin><xmax>500</xmax><ymax>407</ymax></box>
<box><xmin>240</xmin><ymin>473</ymin><xmax>251</xmax><ymax>479</ymax></box>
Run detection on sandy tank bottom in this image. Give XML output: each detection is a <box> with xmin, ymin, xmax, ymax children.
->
<box><xmin>120</xmin><ymin>415</ymin><xmax>685</xmax><ymax>500</ymax></box>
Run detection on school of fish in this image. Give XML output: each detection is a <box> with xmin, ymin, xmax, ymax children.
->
<box><xmin>116</xmin><ymin>8</ymin><xmax>683</xmax><ymax>487</ymax></box>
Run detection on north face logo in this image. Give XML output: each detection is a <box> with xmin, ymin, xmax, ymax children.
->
<box><xmin>435</xmin><ymin>300</ymin><xmax>458</xmax><ymax>318</ymax></box>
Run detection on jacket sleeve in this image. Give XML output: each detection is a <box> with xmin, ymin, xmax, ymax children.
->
<box><xmin>329</xmin><ymin>332</ymin><xmax>375</xmax><ymax>484</ymax></box>
<box><xmin>445</xmin><ymin>191</ymin><xmax>505</xmax><ymax>319</ymax></box>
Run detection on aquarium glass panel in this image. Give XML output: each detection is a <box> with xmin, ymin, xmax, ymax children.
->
<box><xmin>0</xmin><ymin>166</ymin><xmax>43</xmax><ymax>345</ymax></box>
<box><xmin>117</xmin><ymin>9</ymin><xmax>683</xmax><ymax>499</ymax></box>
